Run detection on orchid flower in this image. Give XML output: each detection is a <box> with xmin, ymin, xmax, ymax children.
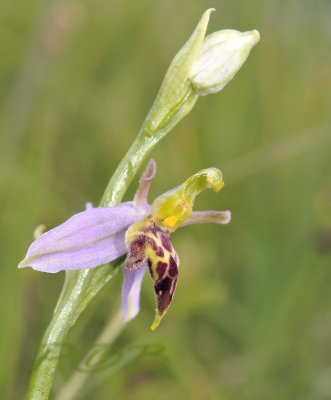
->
<box><xmin>19</xmin><ymin>160</ymin><xmax>231</xmax><ymax>329</ymax></box>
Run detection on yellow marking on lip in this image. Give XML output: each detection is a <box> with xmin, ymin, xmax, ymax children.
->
<box><xmin>162</xmin><ymin>215</ymin><xmax>178</xmax><ymax>228</ymax></box>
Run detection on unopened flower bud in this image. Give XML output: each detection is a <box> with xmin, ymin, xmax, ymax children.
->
<box><xmin>189</xmin><ymin>29</ymin><xmax>260</xmax><ymax>95</ymax></box>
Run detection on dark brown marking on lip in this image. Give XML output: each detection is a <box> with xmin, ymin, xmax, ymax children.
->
<box><xmin>168</xmin><ymin>256</ymin><xmax>178</xmax><ymax>278</ymax></box>
<box><xmin>146</xmin><ymin>236</ymin><xmax>158</xmax><ymax>251</ymax></box>
<box><xmin>155</xmin><ymin>246</ymin><xmax>164</xmax><ymax>257</ymax></box>
<box><xmin>155</xmin><ymin>277</ymin><xmax>172</xmax><ymax>314</ymax></box>
<box><xmin>160</xmin><ymin>233</ymin><xmax>172</xmax><ymax>252</ymax></box>
<box><xmin>156</xmin><ymin>261</ymin><xmax>167</xmax><ymax>278</ymax></box>
<box><xmin>149</xmin><ymin>226</ymin><xmax>158</xmax><ymax>238</ymax></box>
<box><xmin>155</xmin><ymin>277</ymin><xmax>172</xmax><ymax>293</ymax></box>
<box><xmin>147</xmin><ymin>258</ymin><xmax>153</xmax><ymax>277</ymax></box>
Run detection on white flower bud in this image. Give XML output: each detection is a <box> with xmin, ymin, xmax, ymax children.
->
<box><xmin>189</xmin><ymin>29</ymin><xmax>260</xmax><ymax>95</ymax></box>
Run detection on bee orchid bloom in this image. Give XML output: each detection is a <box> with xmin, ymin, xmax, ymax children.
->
<box><xmin>19</xmin><ymin>160</ymin><xmax>231</xmax><ymax>329</ymax></box>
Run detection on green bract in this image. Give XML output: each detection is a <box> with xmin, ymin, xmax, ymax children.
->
<box><xmin>142</xmin><ymin>9</ymin><xmax>213</xmax><ymax>135</ymax></box>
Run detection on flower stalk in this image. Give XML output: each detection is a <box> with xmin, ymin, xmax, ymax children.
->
<box><xmin>24</xmin><ymin>85</ymin><xmax>197</xmax><ymax>400</ymax></box>
<box><xmin>25</xmin><ymin>258</ymin><xmax>123</xmax><ymax>400</ymax></box>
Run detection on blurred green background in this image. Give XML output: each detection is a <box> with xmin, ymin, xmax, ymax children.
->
<box><xmin>1</xmin><ymin>0</ymin><xmax>331</xmax><ymax>399</ymax></box>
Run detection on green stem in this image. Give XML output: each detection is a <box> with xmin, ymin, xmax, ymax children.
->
<box><xmin>25</xmin><ymin>92</ymin><xmax>198</xmax><ymax>400</ymax></box>
<box><xmin>25</xmin><ymin>260</ymin><xmax>122</xmax><ymax>400</ymax></box>
<box><xmin>54</xmin><ymin>309</ymin><xmax>125</xmax><ymax>400</ymax></box>
<box><xmin>101</xmin><ymin>91</ymin><xmax>197</xmax><ymax>207</ymax></box>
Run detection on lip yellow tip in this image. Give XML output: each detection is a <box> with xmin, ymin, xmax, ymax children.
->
<box><xmin>151</xmin><ymin>314</ymin><xmax>163</xmax><ymax>331</ymax></box>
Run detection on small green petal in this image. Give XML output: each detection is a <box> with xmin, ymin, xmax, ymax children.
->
<box><xmin>151</xmin><ymin>167</ymin><xmax>224</xmax><ymax>232</ymax></box>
